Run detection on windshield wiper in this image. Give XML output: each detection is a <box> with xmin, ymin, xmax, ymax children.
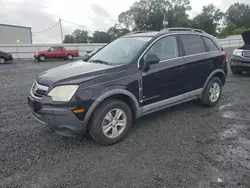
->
<box><xmin>89</xmin><ymin>59</ymin><xmax>109</xmax><ymax>65</ymax></box>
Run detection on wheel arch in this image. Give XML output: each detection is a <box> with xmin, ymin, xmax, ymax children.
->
<box><xmin>203</xmin><ymin>69</ymin><xmax>226</xmax><ymax>92</ymax></box>
<box><xmin>85</xmin><ymin>89</ymin><xmax>140</xmax><ymax>124</ymax></box>
<box><xmin>66</xmin><ymin>53</ymin><xmax>73</xmax><ymax>57</ymax></box>
<box><xmin>38</xmin><ymin>54</ymin><xmax>47</xmax><ymax>58</ymax></box>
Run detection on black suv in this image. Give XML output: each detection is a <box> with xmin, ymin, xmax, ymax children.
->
<box><xmin>28</xmin><ymin>28</ymin><xmax>228</xmax><ymax>145</ymax></box>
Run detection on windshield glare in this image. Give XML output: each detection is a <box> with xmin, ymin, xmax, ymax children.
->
<box><xmin>89</xmin><ymin>37</ymin><xmax>151</xmax><ymax>65</ymax></box>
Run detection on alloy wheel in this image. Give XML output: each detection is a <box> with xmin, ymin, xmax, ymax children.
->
<box><xmin>209</xmin><ymin>82</ymin><xmax>220</xmax><ymax>102</ymax></box>
<box><xmin>102</xmin><ymin>108</ymin><xmax>127</xmax><ymax>139</ymax></box>
<box><xmin>0</xmin><ymin>58</ymin><xmax>5</xmax><ymax>64</ymax></box>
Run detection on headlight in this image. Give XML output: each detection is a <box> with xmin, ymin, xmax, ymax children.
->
<box><xmin>233</xmin><ymin>49</ymin><xmax>243</xmax><ymax>57</ymax></box>
<box><xmin>48</xmin><ymin>85</ymin><xmax>79</xmax><ymax>102</ymax></box>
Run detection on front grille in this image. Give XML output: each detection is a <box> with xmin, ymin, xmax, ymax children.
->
<box><xmin>34</xmin><ymin>89</ymin><xmax>46</xmax><ymax>97</ymax></box>
<box><xmin>242</xmin><ymin>51</ymin><xmax>250</xmax><ymax>58</ymax></box>
<box><xmin>32</xmin><ymin>82</ymin><xmax>48</xmax><ymax>98</ymax></box>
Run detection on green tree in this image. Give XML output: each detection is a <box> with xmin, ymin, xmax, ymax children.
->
<box><xmin>218</xmin><ymin>23</ymin><xmax>236</xmax><ymax>37</ymax></box>
<box><xmin>63</xmin><ymin>34</ymin><xmax>75</xmax><ymax>43</ymax></box>
<box><xmin>225</xmin><ymin>3</ymin><xmax>250</xmax><ymax>28</ymax></box>
<box><xmin>118</xmin><ymin>11</ymin><xmax>135</xmax><ymax>29</ymax></box>
<box><xmin>232</xmin><ymin>27</ymin><xmax>250</xmax><ymax>35</ymax></box>
<box><xmin>192</xmin><ymin>4</ymin><xmax>224</xmax><ymax>35</ymax></box>
<box><xmin>218</xmin><ymin>24</ymin><xmax>250</xmax><ymax>38</ymax></box>
<box><xmin>166</xmin><ymin>0</ymin><xmax>191</xmax><ymax>27</ymax></box>
<box><xmin>91</xmin><ymin>31</ymin><xmax>112</xmax><ymax>43</ymax></box>
<box><xmin>107</xmin><ymin>24</ymin><xmax>130</xmax><ymax>40</ymax></box>
<box><xmin>118</xmin><ymin>0</ymin><xmax>191</xmax><ymax>31</ymax></box>
<box><xmin>72</xmin><ymin>29</ymin><xmax>89</xmax><ymax>43</ymax></box>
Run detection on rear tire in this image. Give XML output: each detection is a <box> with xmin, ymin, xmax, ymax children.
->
<box><xmin>38</xmin><ymin>55</ymin><xmax>46</xmax><ymax>62</ymax></box>
<box><xmin>200</xmin><ymin>77</ymin><xmax>222</xmax><ymax>107</ymax></box>
<box><xmin>231</xmin><ymin>69</ymin><xmax>242</xmax><ymax>75</ymax></box>
<box><xmin>89</xmin><ymin>99</ymin><xmax>132</xmax><ymax>146</ymax></box>
<box><xmin>0</xmin><ymin>57</ymin><xmax>6</xmax><ymax>64</ymax></box>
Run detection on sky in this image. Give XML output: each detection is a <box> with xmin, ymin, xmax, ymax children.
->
<box><xmin>0</xmin><ymin>0</ymin><xmax>249</xmax><ymax>43</ymax></box>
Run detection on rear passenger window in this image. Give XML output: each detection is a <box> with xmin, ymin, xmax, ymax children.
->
<box><xmin>202</xmin><ymin>37</ymin><xmax>219</xmax><ymax>51</ymax></box>
<box><xmin>180</xmin><ymin>35</ymin><xmax>206</xmax><ymax>55</ymax></box>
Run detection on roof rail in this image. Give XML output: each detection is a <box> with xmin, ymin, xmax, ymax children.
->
<box><xmin>125</xmin><ymin>30</ymin><xmax>156</xmax><ymax>36</ymax></box>
<box><xmin>159</xmin><ymin>27</ymin><xmax>207</xmax><ymax>34</ymax></box>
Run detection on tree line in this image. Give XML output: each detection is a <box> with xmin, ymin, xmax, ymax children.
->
<box><xmin>63</xmin><ymin>1</ymin><xmax>250</xmax><ymax>44</ymax></box>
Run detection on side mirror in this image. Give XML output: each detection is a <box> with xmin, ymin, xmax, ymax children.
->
<box><xmin>142</xmin><ymin>53</ymin><xmax>160</xmax><ymax>72</ymax></box>
<box><xmin>47</xmin><ymin>49</ymin><xmax>51</xmax><ymax>52</ymax></box>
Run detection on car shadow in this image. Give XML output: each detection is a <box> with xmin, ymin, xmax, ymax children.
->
<box><xmin>39</xmin><ymin>100</ymin><xmax>201</xmax><ymax>148</ymax></box>
<box><xmin>1</xmin><ymin>61</ymin><xmax>13</xmax><ymax>65</ymax></box>
<box><xmin>132</xmin><ymin>100</ymin><xmax>201</xmax><ymax>130</ymax></box>
<box><xmin>241</xmin><ymin>72</ymin><xmax>250</xmax><ymax>76</ymax></box>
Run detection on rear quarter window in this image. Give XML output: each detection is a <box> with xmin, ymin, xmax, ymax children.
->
<box><xmin>202</xmin><ymin>37</ymin><xmax>220</xmax><ymax>52</ymax></box>
<box><xmin>179</xmin><ymin>35</ymin><xmax>206</xmax><ymax>55</ymax></box>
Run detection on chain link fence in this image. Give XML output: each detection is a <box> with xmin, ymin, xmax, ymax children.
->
<box><xmin>0</xmin><ymin>35</ymin><xmax>244</xmax><ymax>59</ymax></box>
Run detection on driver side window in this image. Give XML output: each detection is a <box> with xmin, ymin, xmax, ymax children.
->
<box><xmin>49</xmin><ymin>47</ymin><xmax>56</xmax><ymax>52</ymax></box>
<box><xmin>146</xmin><ymin>36</ymin><xmax>179</xmax><ymax>61</ymax></box>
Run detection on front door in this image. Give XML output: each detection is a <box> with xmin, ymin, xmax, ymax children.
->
<box><xmin>47</xmin><ymin>47</ymin><xmax>57</xmax><ymax>58</ymax></box>
<box><xmin>141</xmin><ymin>35</ymin><xmax>186</xmax><ymax>106</ymax></box>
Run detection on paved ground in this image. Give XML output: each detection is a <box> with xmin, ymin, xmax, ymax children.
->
<box><xmin>0</xmin><ymin>56</ymin><xmax>250</xmax><ymax>188</ymax></box>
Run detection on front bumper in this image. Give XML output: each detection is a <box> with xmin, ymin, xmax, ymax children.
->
<box><xmin>28</xmin><ymin>95</ymin><xmax>88</xmax><ymax>137</ymax></box>
<box><xmin>6</xmin><ymin>55</ymin><xmax>13</xmax><ymax>61</ymax></box>
<box><xmin>230</xmin><ymin>55</ymin><xmax>250</xmax><ymax>71</ymax></box>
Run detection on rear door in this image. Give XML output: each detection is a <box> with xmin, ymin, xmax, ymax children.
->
<box><xmin>56</xmin><ymin>47</ymin><xmax>65</xmax><ymax>58</ymax></box>
<box><xmin>178</xmin><ymin>34</ymin><xmax>214</xmax><ymax>92</ymax></box>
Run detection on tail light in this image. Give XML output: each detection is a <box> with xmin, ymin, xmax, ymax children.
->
<box><xmin>222</xmin><ymin>51</ymin><xmax>227</xmax><ymax>61</ymax></box>
<box><xmin>222</xmin><ymin>51</ymin><xmax>227</xmax><ymax>59</ymax></box>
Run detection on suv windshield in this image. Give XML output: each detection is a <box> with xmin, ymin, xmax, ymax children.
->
<box><xmin>89</xmin><ymin>37</ymin><xmax>152</xmax><ymax>65</ymax></box>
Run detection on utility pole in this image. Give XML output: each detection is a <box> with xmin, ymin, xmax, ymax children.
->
<box><xmin>59</xmin><ymin>19</ymin><xmax>64</xmax><ymax>43</ymax></box>
<box><xmin>163</xmin><ymin>14</ymin><xmax>166</xmax><ymax>29</ymax></box>
<box><xmin>162</xmin><ymin>8</ymin><xmax>168</xmax><ymax>29</ymax></box>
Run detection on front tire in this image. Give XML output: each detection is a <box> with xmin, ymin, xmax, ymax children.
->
<box><xmin>38</xmin><ymin>55</ymin><xmax>46</xmax><ymax>62</ymax></box>
<box><xmin>89</xmin><ymin>99</ymin><xmax>132</xmax><ymax>146</ymax></box>
<box><xmin>200</xmin><ymin>77</ymin><xmax>222</xmax><ymax>107</ymax></box>
<box><xmin>0</xmin><ymin>57</ymin><xmax>6</xmax><ymax>64</ymax></box>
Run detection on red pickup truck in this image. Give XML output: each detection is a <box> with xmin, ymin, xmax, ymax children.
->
<box><xmin>34</xmin><ymin>46</ymin><xmax>79</xmax><ymax>62</ymax></box>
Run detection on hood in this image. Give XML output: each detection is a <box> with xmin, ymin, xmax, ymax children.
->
<box><xmin>241</xmin><ymin>30</ymin><xmax>250</xmax><ymax>46</ymax></box>
<box><xmin>36</xmin><ymin>60</ymin><xmax>122</xmax><ymax>86</ymax></box>
<box><xmin>37</xmin><ymin>50</ymin><xmax>47</xmax><ymax>53</ymax></box>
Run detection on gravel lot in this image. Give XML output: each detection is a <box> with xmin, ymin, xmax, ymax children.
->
<box><xmin>1</xmin><ymin>55</ymin><xmax>250</xmax><ymax>188</ymax></box>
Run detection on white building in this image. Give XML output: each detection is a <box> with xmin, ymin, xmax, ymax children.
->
<box><xmin>0</xmin><ymin>24</ymin><xmax>32</xmax><ymax>44</ymax></box>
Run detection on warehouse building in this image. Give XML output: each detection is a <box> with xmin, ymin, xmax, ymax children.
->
<box><xmin>0</xmin><ymin>24</ymin><xmax>32</xmax><ymax>44</ymax></box>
